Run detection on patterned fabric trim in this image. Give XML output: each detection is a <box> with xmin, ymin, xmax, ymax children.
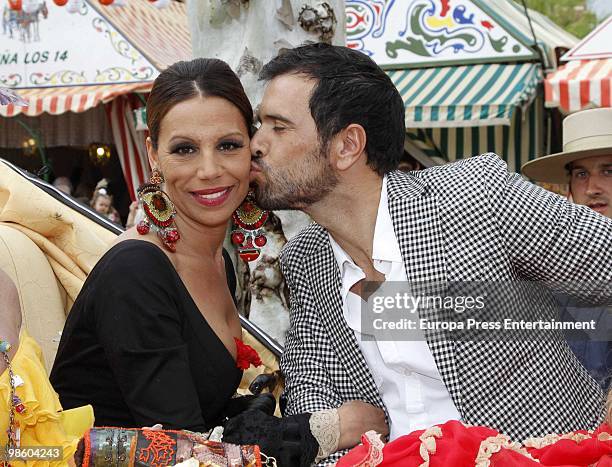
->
<box><xmin>311</xmin><ymin>408</ymin><xmax>340</xmax><ymax>463</ymax></box>
<box><xmin>475</xmin><ymin>434</ymin><xmax>535</xmax><ymax>467</ymax></box>
<box><xmin>418</xmin><ymin>425</ymin><xmax>443</xmax><ymax>466</ymax></box>
<box><xmin>523</xmin><ymin>431</ymin><xmax>593</xmax><ymax>449</ymax></box>
<box><xmin>362</xmin><ymin>431</ymin><xmax>385</xmax><ymax>467</ymax></box>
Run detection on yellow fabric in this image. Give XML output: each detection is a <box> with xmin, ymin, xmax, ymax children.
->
<box><xmin>59</xmin><ymin>406</ymin><xmax>95</xmax><ymax>440</ymax></box>
<box><xmin>0</xmin><ymin>329</ymin><xmax>94</xmax><ymax>466</ymax></box>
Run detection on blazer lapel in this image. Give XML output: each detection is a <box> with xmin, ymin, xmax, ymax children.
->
<box><xmin>386</xmin><ymin>171</ymin><xmax>463</xmax><ymax>413</ymax></box>
<box><xmin>304</xmin><ymin>227</ymin><xmax>385</xmax><ymax>409</ymax></box>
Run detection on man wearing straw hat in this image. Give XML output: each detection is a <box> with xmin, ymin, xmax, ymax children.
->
<box><xmin>522</xmin><ymin>107</ymin><xmax>612</xmax><ymax>390</ymax></box>
<box><xmin>522</xmin><ymin>108</ymin><xmax>611</xmax><ymax>219</ymax></box>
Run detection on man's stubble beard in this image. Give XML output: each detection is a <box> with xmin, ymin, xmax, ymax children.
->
<box><xmin>253</xmin><ymin>145</ymin><xmax>338</xmax><ymax>211</ymax></box>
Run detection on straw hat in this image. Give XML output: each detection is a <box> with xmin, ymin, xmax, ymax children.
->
<box><xmin>522</xmin><ymin>108</ymin><xmax>612</xmax><ymax>184</ymax></box>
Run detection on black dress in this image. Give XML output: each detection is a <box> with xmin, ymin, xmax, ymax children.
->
<box><xmin>50</xmin><ymin>240</ymin><xmax>319</xmax><ymax>466</ymax></box>
<box><xmin>50</xmin><ymin>240</ymin><xmax>242</xmax><ymax>430</ymax></box>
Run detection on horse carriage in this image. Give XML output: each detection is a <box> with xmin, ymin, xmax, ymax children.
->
<box><xmin>2</xmin><ymin>0</ymin><xmax>48</xmax><ymax>43</ymax></box>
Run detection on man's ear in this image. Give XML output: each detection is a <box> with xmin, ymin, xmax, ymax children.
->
<box><xmin>332</xmin><ymin>124</ymin><xmax>367</xmax><ymax>172</ymax></box>
<box><xmin>145</xmin><ymin>136</ymin><xmax>159</xmax><ymax>172</ymax></box>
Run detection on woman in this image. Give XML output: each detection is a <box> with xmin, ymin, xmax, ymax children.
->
<box><xmin>49</xmin><ymin>58</ymin><xmax>386</xmax><ymax>465</ymax></box>
<box><xmin>0</xmin><ymin>269</ymin><xmax>93</xmax><ymax>465</ymax></box>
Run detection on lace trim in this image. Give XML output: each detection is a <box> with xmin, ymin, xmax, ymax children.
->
<box><xmin>361</xmin><ymin>430</ymin><xmax>385</xmax><ymax>467</ymax></box>
<box><xmin>418</xmin><ymin>425</ymin><xmax>443</xmax><ymax>466</ymax></box>
<box><xmin>310</xmin><ymin>408</ymin><xmax>340</xmax><ymax>462</ymax></box>
<box><xmin>598</xmin><ymin>432</ymin><xmax>611</xmax><ymax>442</ymax></box>
<box><xmin>523</xmin><ymin>431</ymin><xmax>592</xmax><ymax>449</ymax></box>
<box><xmin>475</xmin><ymin>434</ymin><xmax>535</xmax><ymax>467</ymax></box>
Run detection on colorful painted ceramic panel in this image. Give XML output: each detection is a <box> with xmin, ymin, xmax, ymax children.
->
<box><xmin>346</xmin><ymin>0</ymin><xmax>535</xmax><ymax>67</ymax></box>
<box><xmin>0</xmin><ymin>0</ymin><xmax>157</xmax><ymax>88</ymax></box>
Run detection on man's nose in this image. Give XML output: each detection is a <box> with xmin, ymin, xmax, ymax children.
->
<box><xmin>250</xmin><ymin>132</ymin><xmax>266</xmax><ymax>159</ymax></box>
<box><xmin>252</xmin><ymin>149</ymin><xmax>264</xmax><ymax>161</ymax></box>
<box><xmin>585</xmin><ymin>175</ymin><xmax>604</xmax><ymax>196</ymax></box>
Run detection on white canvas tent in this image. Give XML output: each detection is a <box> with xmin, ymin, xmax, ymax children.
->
<box><xmin>546</xmin><ymin>16</ymin><xmax>612</xmax><ymax>113</ymax></box>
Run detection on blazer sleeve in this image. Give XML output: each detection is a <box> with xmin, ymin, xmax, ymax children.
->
<box><xmin>488</xmin><ymin>155</ymin><xmax>612</xmax><ymax>301</ymax></box>
<box><xmin>92</xmin><ymin>244</ymin><xmax>206</xmax><ymax>431</ymax></box>
<box><xmin>278</xmin><ymin>259</ymin><xmax>344</xmax><ymax>416</ymax></box>
<box><xmin>278</xmin><ymin>254</ymin><xmax>360</xmax><ymax>465</ymax></box>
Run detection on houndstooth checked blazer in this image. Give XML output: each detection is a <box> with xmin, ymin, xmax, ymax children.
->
<box><xmin>279</xmin><ymin>154</ymin><xmax>611</xmax><ymax>465</ymax></box>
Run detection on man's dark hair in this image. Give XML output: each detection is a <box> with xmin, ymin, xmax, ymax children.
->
<box><xmin>260</xmin><ymin>43</ymin><xmax>405</xmax><ymax>175</ymax></box>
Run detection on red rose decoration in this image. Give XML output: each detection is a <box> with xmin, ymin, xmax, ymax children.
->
<box><xmin>234</xmin><ymin>337</ymin><xmax>263</xmax><ymax>370</ymax></box>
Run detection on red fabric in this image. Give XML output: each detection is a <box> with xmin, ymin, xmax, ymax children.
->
<box><xmin>526</xmin><ymin>424</ymin><xmax>612</xmax><ymax>466</ymax></box>
<box><xmin>489</xmin><ymin>449</ymin><xmax>541</xmax><ymax>467</ymax></box>
<box><xmin>338</xmin><ymin>421</ymin><xmax>612</xmax><ymax>467</ymax></box>
<box><xmin>338</xmin><ymin>421</ymin><xmax>501</xmax><ymax>467</ymax></box>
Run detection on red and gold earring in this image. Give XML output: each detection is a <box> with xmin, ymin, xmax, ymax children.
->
<box><xmin>231</xmin><ymin>191</ymin><xmax>268</xmax><ymax>262</ymax></box>
<box><xmin>136</xmin><ymin>168</ymin><xmax>180</xmax><ymax>252</ymax></box>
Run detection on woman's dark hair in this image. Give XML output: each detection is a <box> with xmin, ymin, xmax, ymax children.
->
<box><xmin>260</xmin><ymin>43</ymin><xmax>405</xmax><ymax>176</ymax></box>
<box><xmin>147</xmin><ymin>58</ymin><xmax>253</xmax><ymax>149</ymax></box>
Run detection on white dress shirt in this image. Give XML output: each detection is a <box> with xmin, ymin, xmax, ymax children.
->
<box><xmin>328</xmin><ymin>176</ymin><xmax>460</xmax><ymax>440</ymax></box>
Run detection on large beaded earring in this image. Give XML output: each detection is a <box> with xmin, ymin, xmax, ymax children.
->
<box><xmin>230</xmin><ymin>191</ymin><xmax>268</xmax><ymax>262</ymax></box>
<box><xmin>136</xmin><ymin>168</ymin><xmax>180</xmax><ymax>252</ymax></box>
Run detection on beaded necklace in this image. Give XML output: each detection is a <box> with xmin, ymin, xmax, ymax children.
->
<box><xmin>1</xmin><ymin>339</ymin><xmax>23</xmax><ymax>466</ymax></box>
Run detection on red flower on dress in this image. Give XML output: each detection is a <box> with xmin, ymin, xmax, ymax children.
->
<box><xmin>234</xmin><ymin>337</ymin><xmax>263</xmax><ymax>370</ymax></box>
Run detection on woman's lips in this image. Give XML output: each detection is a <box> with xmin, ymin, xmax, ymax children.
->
<box><xmin>190</xmin><ymin>186</ymin><xmax>233</xmax><ymax>207</ymax></box>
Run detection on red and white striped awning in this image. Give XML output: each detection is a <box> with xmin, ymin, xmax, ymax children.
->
<box><xmin>0</xmin><ymin>82</ymin><xmax>152</xmax><ymax>118</ymax></box>
<box><xmin>545</xmin><ymin>58</ymin><xmax>612</xmax><ymax>113</ymax></box>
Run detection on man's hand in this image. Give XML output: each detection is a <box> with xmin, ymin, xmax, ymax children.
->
<box><xmin>337</xmin><ymin>401</ymin><xmax>388</xmax><ymax>450</ymax></box>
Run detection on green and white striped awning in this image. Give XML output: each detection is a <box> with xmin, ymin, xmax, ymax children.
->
<box><xmin>388</xmin><ymin>63</ymin><xmax>543</xmax><ymax>128</ymax></box>
<box><xmin>404</xmin><ymin>94</ymin><xmax>545</xmax><ymax>174</ymax></box>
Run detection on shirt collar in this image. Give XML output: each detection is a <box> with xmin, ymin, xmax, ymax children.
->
<box><xmin>328</xmin><ymin>232</ymin><xmax>355</xmax><ymax>277</ymax></box>
<box><xmin>372</xmin><ymin>176</ymin><xmax>403</xmax><ymax>263</ymax></box>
